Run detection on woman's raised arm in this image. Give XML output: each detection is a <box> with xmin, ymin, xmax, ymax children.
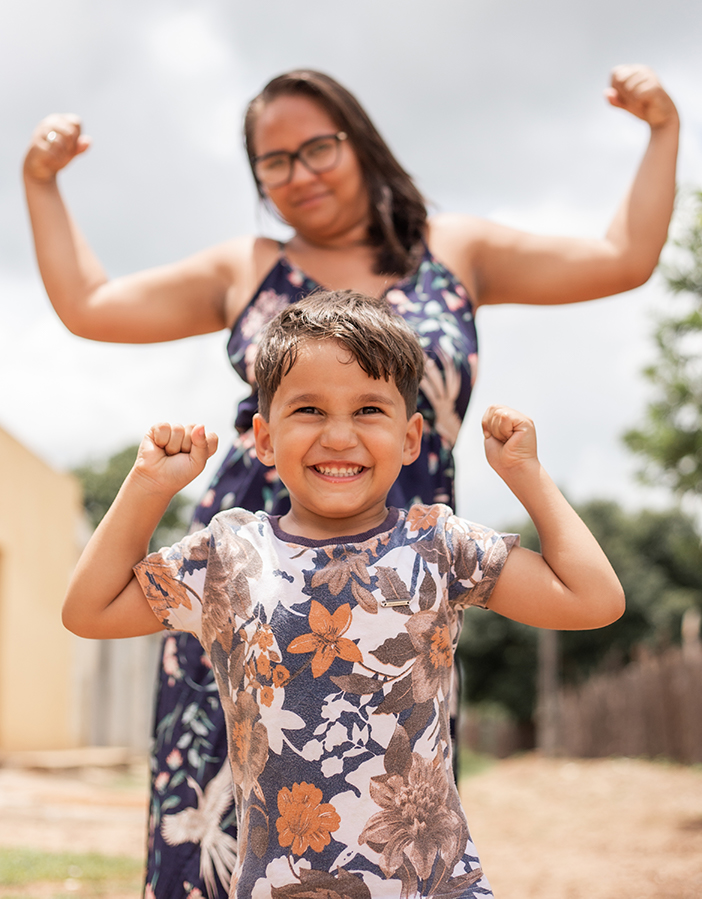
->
<box><xmin>430</xmin><ymin>65</ymin><xmax>679</xmax><ymax>308</ymax></box>
<box><xmin>23</xmin><ymin>113</ymin><xmax>252</xmax><ymax>343</ymax></box>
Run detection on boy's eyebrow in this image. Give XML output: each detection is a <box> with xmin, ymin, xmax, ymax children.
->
<box><xmin>283</xmin><ymin>391</ymin><xmax>399</xmax><ymax>408</ymax></box>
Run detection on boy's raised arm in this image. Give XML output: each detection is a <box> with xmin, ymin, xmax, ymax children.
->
<box><xmin>63</xmin><ymin>423</ymin><xmax>218</xmax><ymax>639</ymax></box>
<box><xmin>481</xmin><ymin>406</ymin><xmax>625</xmax><ymax>630</ymax></box>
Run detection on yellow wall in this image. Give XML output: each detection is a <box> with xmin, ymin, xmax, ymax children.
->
<box><xmin>0</xmin><ymin>427</ymin><xmax>82</xmax><ymax>751</ymax></box>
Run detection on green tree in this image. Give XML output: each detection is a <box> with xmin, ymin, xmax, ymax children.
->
<box><xmin>624</xmin><ymin>188</ymin><xmax>702</xmax><ymax>496</ymax></box>
<box><xmin>72</xmin><ymin>443</ymin><xmax>192</xmax><ymax>552</ymax></box>
<box><xmin>457</xmin><ymin>500</ymin><xmax>702</xmax><ymax>724</ymax></box>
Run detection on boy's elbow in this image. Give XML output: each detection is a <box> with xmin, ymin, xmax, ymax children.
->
<box><xmin>62</xmin><ymin>597</ymin><xmax>97</xmax><ymax>639</ymax></box>
<box><xmin>62</xmin><ymin>606</ymin><xmax>83</xmax><ymax>638</ymax></box>
<box><xmin>610</xmin><ymin>582</ymin><xmax>626</xmax><ymax>623</ymax></box>
<box><xmin>591</xmin><ymin>580</ymin><xmax>626</xmax><ymax>628</ymax></box>
<box><xmin>567</xmin><ymin>579</ymin><xmax>625</xmax><ymax>630</ymax></box>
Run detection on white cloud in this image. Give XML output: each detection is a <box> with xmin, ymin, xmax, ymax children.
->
<box><xmin>138</xmin><ymin>7</ymin><xmax>254</xmax><ymax>160</ymax></box>
<box><xmin>145</xmin><ymin>10</ymin><xmax>230</xmax><ymax>79</ymax></box>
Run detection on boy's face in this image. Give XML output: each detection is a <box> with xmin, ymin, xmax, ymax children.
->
<box><xmin>253</xmin><ymin>339</ymin><xmax>423</xmax><ymax>539</ymax></box>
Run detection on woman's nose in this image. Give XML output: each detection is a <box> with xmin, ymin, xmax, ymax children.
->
<box><xmin>288</xmin><ymin>155</ymin><xmax>317</xmax><ymax>186</ymax></box>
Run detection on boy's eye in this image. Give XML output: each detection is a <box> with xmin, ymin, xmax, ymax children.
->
<box><xmin>294</xmin><ymin>406</ymin><xmax>320</xmax><ymax>415</ymax></box>
<box><xmin>358</xmin><ymin>406</ymin><xmax>383</xmax><ymax>415</ymax></box>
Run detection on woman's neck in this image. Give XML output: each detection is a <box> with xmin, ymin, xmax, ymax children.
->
<box><xmin>290</xmin><ymin>216</ymin><xmax>370</xmax><ymax>252</ymax></box>
<box><xmin>284</xmin><ymin>237</ymin><xmax>399</xmax><ymax>297</ymax></box>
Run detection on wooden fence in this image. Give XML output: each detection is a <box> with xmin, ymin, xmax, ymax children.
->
<box><xmin>463</xmin><ymin>617</ymin><xmax>702</xmax><ymax>763</ymax></box>
<box><xmin>555</xmin><ymin>642</ymin><xmax>702</xmax><ymax>763</ymax></box>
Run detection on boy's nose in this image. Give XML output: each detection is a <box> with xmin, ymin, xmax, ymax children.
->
<box><xmin>320</xmin><ymin>417</ymin><xmax>358</xmax><ymax>449</ymax></box>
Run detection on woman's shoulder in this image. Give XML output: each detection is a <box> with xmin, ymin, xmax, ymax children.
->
<box><xmin>218</xmin><ymin>235</ymin><xmax>284</xmax><ymax>326</ymax></box>
<box><xmin>426</xmin><ymin>211</ymin><xmax>491</xmax><ymax>240</ymax></box>
<box><xmin>425</xmin><ymin>214</ymin><xmax>489</xmax><ymax>301</ymax></box>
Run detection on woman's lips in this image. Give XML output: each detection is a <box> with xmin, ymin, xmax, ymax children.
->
<box><xmin>291</xmin><ymin>190</ymin><xmax>330</xmax><ymax>208</ymax></box>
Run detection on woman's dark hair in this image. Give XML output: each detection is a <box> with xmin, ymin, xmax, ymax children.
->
<box><xmin>244</xmin><ymin>70</ymin><xmax>428</xmax><ymax>277</ymax></box>
<box><xmin>254</xmin><ymin>290</ymin><xmax>425</xmax><ymax>420</ymax></box>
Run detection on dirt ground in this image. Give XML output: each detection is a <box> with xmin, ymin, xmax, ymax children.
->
<box><xmin>1</xmin><ymin>753</ymin><xmax>701</xmax><ymax>898</ymax></box>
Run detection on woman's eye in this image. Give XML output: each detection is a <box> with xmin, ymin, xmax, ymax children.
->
<box><xmin>261</xmin><ymin>155</ymin><xmax>286</xmax><ymax>172</ymax></box>
<box><xmin>307</xmin><ymin>139</ymin><xmax>333</xmax><ymax>157</ymax></box>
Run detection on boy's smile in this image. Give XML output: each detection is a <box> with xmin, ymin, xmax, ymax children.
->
<box><xmin>253</xmin><ymin>339</ymin><xmax>423</xmax><ymax>540</ymax></box>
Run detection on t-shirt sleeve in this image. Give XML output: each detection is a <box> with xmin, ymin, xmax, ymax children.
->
<box><xmin>445</xmin><ymin>514</ymin><xmax>520</xmax><ymax>609</ymax></box>
<box><xmin>133</xmin><ymin>527</ymin><xmax>213</xmax><ymax>642</ymax></box>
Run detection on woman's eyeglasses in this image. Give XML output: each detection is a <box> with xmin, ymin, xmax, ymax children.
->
<box><xmin>253</xmin><ymin>132</ymin><xmax>348</xmax><ymax>188</ymax></box>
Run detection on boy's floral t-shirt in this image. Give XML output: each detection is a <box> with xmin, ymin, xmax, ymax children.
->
<box><xmin>134</xmin><ymin>503</ymin><xmax>518</xmax><ymax>899</ymax></box>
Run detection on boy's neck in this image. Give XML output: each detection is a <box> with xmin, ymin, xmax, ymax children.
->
<box><xmin>278</xmin><ymin>504</ymin><xmax>392</xmax><ymax>542</ymax></box>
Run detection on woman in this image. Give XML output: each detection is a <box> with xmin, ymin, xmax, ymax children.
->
<box><xmin>24</xmin><ymin>65</ymin><xmax>678</xmax><ymax>899</ymax></box>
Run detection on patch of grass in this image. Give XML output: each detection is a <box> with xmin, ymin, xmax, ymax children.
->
<box><xmin>459</xmin><ymin>747</ymin><xmax>494</xmax><ymax>780</ymax></box>
<box><xmin>0</xmin><ymin>846</ymin><xmax>143</xmax><ymax>895</ymax></box>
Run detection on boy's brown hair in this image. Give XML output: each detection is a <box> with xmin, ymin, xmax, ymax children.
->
<box><xmin>254</xmin><ymin>290</ymin><xmax>425</xmax><ymax>420</ymax></box>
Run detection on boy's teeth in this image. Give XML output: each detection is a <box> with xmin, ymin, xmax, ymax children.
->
<box><xmin>316</xmin><ymin>465</ymin><xmax>363</xmax><ymax>477</ymax></box>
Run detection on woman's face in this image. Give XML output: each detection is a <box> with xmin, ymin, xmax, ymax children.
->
<box><xmin>251</xmin><ymin>94</ymin><xmax>370</xmax><ymax>241</ymax></box>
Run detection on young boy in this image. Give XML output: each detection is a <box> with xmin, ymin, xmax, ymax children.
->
<box><xmin>64</xmin><ymin>291</ymin><xmax>624</xmax><ymax>899</ymax></box>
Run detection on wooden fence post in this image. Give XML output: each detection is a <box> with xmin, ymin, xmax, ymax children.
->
<box><xmin>536</xmin><ymin>628</ymin><xmax>560</xmax><ymax>755</ymax></box>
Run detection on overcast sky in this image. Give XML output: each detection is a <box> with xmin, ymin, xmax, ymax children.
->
<box><xmin>2</xmin><ymin>0</ymin><xmax>702</xmax><ymax>526</ymax></box>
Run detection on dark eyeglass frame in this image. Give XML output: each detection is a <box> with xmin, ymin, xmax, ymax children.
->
<box><xmin>253</xmin><ymin>131</ymin><xmax>348</xmax><ymax>188</ymax></box>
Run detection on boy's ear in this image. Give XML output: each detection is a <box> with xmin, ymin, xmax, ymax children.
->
<box><xmin>402</xmin><ymin>411</ymin><xmax>424</xmax><ymax>466</ymax></box>
<box><xmin>253</xmin><ymin>413</ymin><xmax>275</xmax><ymax>466</ymax></box>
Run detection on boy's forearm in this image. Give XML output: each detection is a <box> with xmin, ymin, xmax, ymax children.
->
<box><xmin>64</xmin><ymin>423</ymin><xmax>217</xmax><ymax>638</ymax></box>
<box><xmin>504</xmin><ymin>463</ymin><xmax>590</xmax><ymax>560</ymax></box>
<box><xmin>63</xmin><ymin>471</ymin><xmax>174</xmax><ymax>638</ymax></box>
<box><xmin>498</xmin><ymin>461</ymin><xmax>624</xmax><ymax>626</ymax></box>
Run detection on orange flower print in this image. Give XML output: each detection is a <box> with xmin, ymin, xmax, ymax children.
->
<box><xmin>227</xmin><ymin>692</ymin><xmax>268</xmax><ymax>799</ymax></box>
<box><xmin>137</xmin><ymin>556</ymin><xmax>193</xmax><ymax>619</ymax></box>
<box><xmin>287</xmin><ymin>601</ymin><xmax>362</xmax><ymax>677</ymax></box>
<box><xmin>429</xmin><ymin>624</ymin><xmax>453</xmax><ymax>670</ymax></box>
<box><xmin>406</xmin><ymin>608</ymin><xmax>455</xmax><ymax>703</ymax></box>
<box><xmin>254</xmin><ymin>625</ymin><xmax>275</xmax><ymax>650</ymax></box>
<box><xmin>259</xmin><ymin>685</ymin><xmax>274</xmax><ymax>707</ymax></box>
<box><xmin>406</xmin><ymin>504</ymin><xmax>441</xmax><ymax>533</ymax></box>
<box><xmin>256</xmin><ymin>653</ymin><xmax>272</xmax><ymax>679</ymax></box>
<box><xmin>276</xmin><ymin>782</ymin><xmax>340</xmax><ymax>855</ymax></box>
<box><xmin>272</xmin><ymin>665</ymin><xmax>290</xmax><ymax>687</ymax></box>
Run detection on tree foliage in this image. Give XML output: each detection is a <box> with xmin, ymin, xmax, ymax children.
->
<box><xmin>457</xmin><ymin>500</ymin><xmax>702</xmax><ymax>723</ymax></box>
<box><xmin>624</xmin><ymin>189</ymin><xmax>702</xmax><ymax>495</ymax></box>
<box><xmin>72</xmin><ymin>443</ymin><xmax>192</xmax><ymax>552</ymax></box>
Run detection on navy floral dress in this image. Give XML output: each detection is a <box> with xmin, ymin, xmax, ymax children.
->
<box><xmin>145</xmin><ymin>245</ymin><xmax>478</xmax><ymax>899</ymax></box>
